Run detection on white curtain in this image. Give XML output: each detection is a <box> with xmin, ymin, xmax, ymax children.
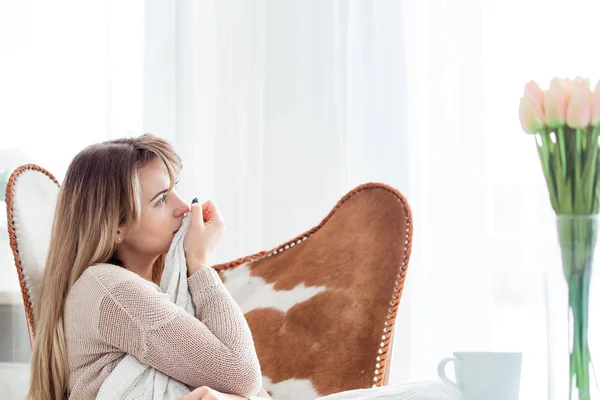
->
<box><xmin>4</xmin><ymin>0</ymin><xmax>600</xmax><ymax>398</ymax></box>
<box><xmin>143</xmin><ymin>0</ymin><xmax>407</xmax><ymax>265</ymax></box>
<box><xmin>402</xmin><ymin>0</ymin><xmax>600</xmax><ymax>398</ymax></box>
<box><xmin>0</xmin><ymin>2</ymin><xmax>147</xmax><ymax>398</ymax></box>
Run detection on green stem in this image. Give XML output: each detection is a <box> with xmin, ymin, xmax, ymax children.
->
<box><xmin>582</xmin><ymin>127</ymin><xmax>600</xmax><ymax>213</ymax></box>
<box><xmin>592</xmin><ymin>126</ymin><xmax>600</xmax><ymax>213</ymax></box>
<box><xmin>570</xmin><ymin>272</ymin><xmax>591</xmax><ymax>400</ymax></box>
<box><xmin>560</xmin><ymin>216</ymin><xmax>596</xmax><ymax>400</ymax></box>
<box><xmin>538</xmin><ymin>131</ymin><xmax>560</xmax><ymax>212</ymax></box>
<box><xmin>575</xmin><ymin>129</ymin><xmax>583</xmax><ymax>213</ymax></box>
<box><xmin>559</xmin><ymin>126</ymin><xmax>568</xmax><ymax>179</ymax></box>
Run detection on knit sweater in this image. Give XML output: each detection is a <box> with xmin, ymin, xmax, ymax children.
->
<box><xmin>64</xmin><ymin>264</ymin><xmax>269</xmax><ymax>399</ymax></box>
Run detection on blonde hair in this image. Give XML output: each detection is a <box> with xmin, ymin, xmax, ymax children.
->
<box><xmin>27</xmin><ymin>134</ymin><xmax>182</xmax><ymax>400</ymax></box>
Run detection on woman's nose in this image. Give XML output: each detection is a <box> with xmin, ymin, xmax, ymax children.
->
<box><xmin>180</xmin><ymin>203</ymin><xmax>191</xmax><ymax>216</ymax></box>
<box><xmin>175</xmin><ymin>196</ymin><xmax>191</xmax><ymax>217</ymax></box>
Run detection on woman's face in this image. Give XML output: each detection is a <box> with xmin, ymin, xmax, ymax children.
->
<box><xmin>119</xmin><ymin>158</ymin><xmax>190</xmax><ymax>256</ymax></box>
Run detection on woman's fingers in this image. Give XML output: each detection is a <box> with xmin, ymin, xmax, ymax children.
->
<box><xmin>178</xmin><ymin>386</ymin><xmax>209</xmax><ymax>400</ymax></box>
<box><xmin>201</xmin><ymin>200</ymin><xmax>213</xmax><ymax>222</ymax></box>
<box><xmin>190</xmin><ymin>199</ymin><xmax>205</xmax><ymax>226</ymax></box>
<box><xmin>202</xmin><ymin>200</ymin><xmax>223</xmax><ymax>225</ymax></box>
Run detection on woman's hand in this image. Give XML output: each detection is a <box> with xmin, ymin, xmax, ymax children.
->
<box><xmin>178</xmin><ymin>386</ymin><xmax>247</xmax><ymax>400</ymax></box>
<box><xmin>183</xmin><ymin>199</ymin><xmax>226</xmax><ymax>276</ymax></box>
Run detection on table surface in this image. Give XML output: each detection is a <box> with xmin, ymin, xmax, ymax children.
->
<box><xmin>316</xmin><ymin>381</ymin><xmax>460</xmax><ymax>400</ymax></box>
<box><xmin>0</xmin><ymin>362</ymin><xmax>30</xmax><ymax>400</ymax></box>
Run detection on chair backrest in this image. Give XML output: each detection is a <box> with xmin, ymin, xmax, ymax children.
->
<box><xmin>5</xmin><ymin>164</ymin><xmax>413</xmax><ymax>399</ymax></box>
<box><xmin>213</xmin><ymin>182</ymin><xmax>412</xmax><ymax>399</ymax></box>
<box><xmin>5</xmin><ymin>164</ymin><xmax>60</xmax><ymax>345</ymax></box>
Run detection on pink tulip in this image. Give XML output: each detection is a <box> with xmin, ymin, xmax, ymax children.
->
<box><xmin>574</xmin><ymin>76</ymin><xmax>590</xmax><ymax>90</ymax></box>
<box><xmin>519</xmin><ymin>96</ymin><xmax>545</xmax><ymax>133</ymax></box>
<box><xmin>592</xmin><ymin>81</ymin><xmax>600</xmax><ymax>126</ymax></box>
<box><xmin>519</xmin><ymin>81</ymin><xmax>545</xmax><ymax>133</ymax></box>
<box><xmin>550</xmin><ymin>77</ymin><xmax>566</xmax><ymax>92</ymax></box>
<box><xmin>566</xmin><ymin>86</ymin><xmax>592</xmax><ymax>128</ymax></box>
<box><xmin>561</xmin><ymin>78</ymin><xmax>575</xmax><ymax>102</ymax></box>
<box><xmin>524</xmin><ymin>81</ymin><xmax>545</xmax><ymax>109</ymax></box>
<box><xmin>548</xmin><ymin>77</ymin><xmax>575</xmax><ymax>103</ymax></box>
<box><xmin>545</xmin><ymin>83</ymin><xmax>567</xmax><ymax>127</ymax></box>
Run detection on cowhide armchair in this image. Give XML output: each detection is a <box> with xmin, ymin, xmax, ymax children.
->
<box><xmin>6</xmin><ymin>164</ymin><xmax>413</xmax><ymax>400</ymax></box>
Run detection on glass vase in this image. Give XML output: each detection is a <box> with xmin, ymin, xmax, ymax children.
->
<box><xmin>546</xmin><ymin>215</ymin><xmax>600</xmax><ymax>400</ymax></box>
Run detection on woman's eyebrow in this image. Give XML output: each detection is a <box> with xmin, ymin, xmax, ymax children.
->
<box><xmin>149</xmin><ymin>180</ymin><xmax>179</xmax><ymax>202</ymax></box>
<box><xmin>150</xmin><ymin>189</ymin><xmax>168</xmax><ymax>202</ymax></box>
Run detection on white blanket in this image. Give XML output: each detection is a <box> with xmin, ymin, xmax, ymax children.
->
<box><xmin>97</xmin><ymin>214</ymin><xmax>195</xmax><ymax>400</ymax></box>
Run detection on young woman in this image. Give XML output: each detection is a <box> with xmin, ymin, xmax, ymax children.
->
<box><xmin>27</xmin><ymin>134</ymin><xmax>269</xmax><ymax>400</ymax></box>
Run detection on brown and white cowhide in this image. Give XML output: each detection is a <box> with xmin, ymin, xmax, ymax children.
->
<box><xmin>214</xmin><ymin>183</ymin><xmax>413</xmax><ymax>400</ymax></box>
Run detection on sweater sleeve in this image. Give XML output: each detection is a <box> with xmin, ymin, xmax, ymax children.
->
<box><xmin>93</xmin><ymin>268</ymin><xmax>263</xmax><ymax>398</ymax></box>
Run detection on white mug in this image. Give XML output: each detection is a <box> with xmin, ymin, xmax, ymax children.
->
<box><xmin>437</xmin><ymin>351</ymin><xmax>522</xmax><ymax>400</ymax></box>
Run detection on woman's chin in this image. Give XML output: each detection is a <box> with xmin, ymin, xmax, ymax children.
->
<box><xmin>162</xmin><ymin>241</ymin><xmax>173</xmax><ymax>253</ymax></box>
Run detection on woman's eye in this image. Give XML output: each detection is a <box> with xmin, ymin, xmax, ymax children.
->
<box><xmin>157</xmin><ymin>195</ymin><xmax>166</xmax><ymax>205</ymax></box>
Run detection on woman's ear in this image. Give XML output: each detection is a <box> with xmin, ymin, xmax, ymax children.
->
<box><xmin>116</xmin><ymin>226</ymin><xmax>125</xmax><ymax>243</ymax></box>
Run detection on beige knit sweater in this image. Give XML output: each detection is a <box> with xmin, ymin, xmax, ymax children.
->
<box><xmin>64</xmin><ymin>263</ymin><xmax>269</xmax><ymax>399</ymax></box>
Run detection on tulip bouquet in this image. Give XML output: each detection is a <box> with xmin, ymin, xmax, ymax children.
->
<box><xmin>519</xmin><ymin>77</ymin><xmax>600</xmax><ymax>399</ymax></box>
